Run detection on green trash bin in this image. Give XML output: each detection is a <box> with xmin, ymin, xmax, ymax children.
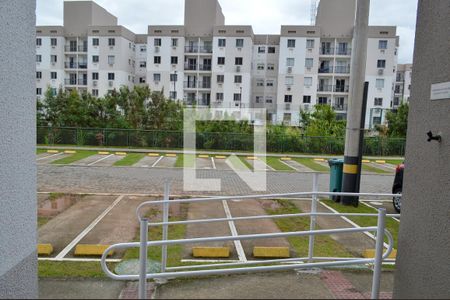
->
<box><xmin>328</xmin><ymin>159</ymin><xmax>344</xmax><ymax>202</ymax></box>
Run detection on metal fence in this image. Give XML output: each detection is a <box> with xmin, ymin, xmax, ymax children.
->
<box><xmin>37</xmin><ymin>126</ymin><xmax>406</xmax><ymax>156</ymax></box>
<box><xmin>101</xmin><ymin>174</ymin><xmax>400</xmax><ymax>299</ymax></box>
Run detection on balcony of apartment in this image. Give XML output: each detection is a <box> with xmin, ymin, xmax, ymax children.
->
<box><xmin>184</xmin><ymin>81</ymin><xmax>197</xmax><ymax>89</ymax></box>
<box><xmin>317</xmin><ymin>85</ymin><xmax>333</xmax><ymax>92</ymax></box>
<box><xmin>333</xmin><ymin>103</ymin><xmax>348</xmax><ymax>112</ymax></box>
<box><xmin>198</xmin><ymin>64</ymin><xmax>212</xmax><ymax>72</ymax></box>
<box><xmin>184</xmin><ymin>45</ymin><xmax>213</xmax><ymax>54</ymax></box>
<box><xmin>198</xmin><ymin>81</ymin><xmax>211</xmax><ymax>89</ymax></box>
<box><xmin>318</xmin><ymin>65</ymin><xmax>333</xmax><ymax>74</ymax></box>
<box><xmin>335</xmin><ymin>48</ymin><xmax>352</xmax><ymax>56</ymax></box>
<box><xmin>184</xmin><ymin>63</ymin><xmax>197</xmax><ymax>71</ymax></box>
<box><xmin>334</xmin><ymin>66</ymin><xmax>351</xmax><ymax>74</ymax></box>
<box><xmin>64</xmin><ymin>62</ymin><xmax>88</xmax><ymax>70</ymax></box>
<box><xmin>334</xmin><ymin>85</ymin><xmax>350</xmax><ymax>93</ymax></box>
<box><xmin>320</xmin><ymin>47</ymin><xmax>334</xmax><ymax>56</ymax></box>
<box><xmin>64</xmin><ymin>45</ymin><xmax>88</xmax><ymax>53</ymax></box>
<box><xmin>64</xmin><ymin>78</ymin><xmax>87</xmax><ymax>86</ymax></box>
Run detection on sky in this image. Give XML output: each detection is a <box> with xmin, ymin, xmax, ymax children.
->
<box><xmin>36</xmin><ymin>0</ymin><xmax>418</xmax><ymax>63</ymax></box>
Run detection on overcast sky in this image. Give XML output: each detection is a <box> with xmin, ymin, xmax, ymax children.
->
<box><xmin>36</xmin><ymin>0</ymin><xmax>418</xmax><ymax>63</ymax></box>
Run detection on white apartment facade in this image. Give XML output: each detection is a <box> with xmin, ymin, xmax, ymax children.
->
<box><xmin>36</xmin><ymin>0</ymin><xmax>399</xmax><ymax>129</ymax></box>
<box><xmin>394</xmin><ymin>63</ymin><xmax>412</xmax><ymax>108</ymax></box>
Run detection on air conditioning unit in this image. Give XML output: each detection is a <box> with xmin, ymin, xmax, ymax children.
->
<box><xmin>109</xmin><ymin>46</ymin><xmax>114</xmax><ymax>50</ymax></box>
<box><xmin>236</xmin><ymin>66</ymin><xmax>241</xmax><ymax>72</ymax></box>
<box><xmin>218</xmin><ymin>83</ymin><xmax>223</xmax><ymax>86</ymax></box>
<box><xmin>285</xmin><ymin>103</ymin><xmax>291</xmax><ymax>110</ymax></box>
<box><xmin>378</xmin><ymin>69</ymin><xmax>384</xmax><ymax>75</ymax></box>
<box><xmin>287</xmin><ymin>67</ymin><xmax>293</xmax><ymax>74</ymax></box>
<box><xmin>172</xmin><ymin>46</ymin><xmax>177</xmax><ymax>50</ymax></box>
<box><xmin>304</xmin><ymin>104</ymin><xmax>310</xmax><ymax>111</ymax></box>
<box><xmin>93</xmin><ymin>80</ymin><xmax>98</xmax><ymax>87</ymax></box>
<box><xmin>287</xmin><ymin>87</ymin><xmax>292</xmax><ymax>91</ymax></box>
<box><xmin>155</xmin><ymin>46</ymin><xmax>160</xmax><ymax>53</ymax></box>
<box><xmin>380</xmin><ymin>49</ymin><xmax>385</xmax><ymax>54</ymax></box>
<box><xmin>108</xmin><ymin>81</ymin><xmax>114</xmax><ymax>87</ymax></box>
<box><xmin>237</xmin><ymin>47</ymin><xmax>242</xmax><ymax>51</ymax></box>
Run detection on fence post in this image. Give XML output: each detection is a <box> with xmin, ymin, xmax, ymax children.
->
<box><xmin>161</xmin><ymin>180</ymin><xmax>171</xmax><ymax>273</ymax></box>
<box><xmin>371</xmin><ymin>208</ymin><xmax>386</xmax><ymax>299</ymax></box>
<box><xmin>139</xmin><ymin>218</ymin><xmax>149</xmax><ymax>300</ymax></box>
<box><xmin>308</xmin><ymin>173</ymin><xmax>319</xmax><ymax>263</ymax></box>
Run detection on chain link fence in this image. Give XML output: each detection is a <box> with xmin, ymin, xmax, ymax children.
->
<box><xmin>37</xmin><ymin>127</ymin><xmax>406</xmax><ymax>156</ymax></box>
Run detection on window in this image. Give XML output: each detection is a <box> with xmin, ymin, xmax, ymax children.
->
<box><xmin>268</xmin><ymin>47</ymin><xmax>276</xmax><ymax>54</ymax></box>
<box><xmin>154</xmin><ymin>56</ymin><xmax>161</xmax><ymax>64</ymax></box>
<box><xmin>170</xmin><ymin>92</ymin><xmax>177</xmax><ymax>100</ymax></box>
<box><xmin>285</xmin><ymin>76</ymin><xmax>294</xmax><ymax>85</ymax></box>
<box><xmin>36</xmin><ymin>55</ymin><xmax>42</xmax><ymax>63</ymax></box>
<box><xmin>92</xmin><ymin>89</ymin><xmax>99</xmax><ymax>97</ymax></box>
<box><xmin>140</xmin><ymin>61</ymin><xmax>147</xmax><ymax>68</ymax></box>
<box><xmin>36</xmin><ymin>38</ymin><xmax>42</xmax><ymax>46</ymax></box>
<box><xmin>51</xmin><ymin>72</ymin><xmax>57</xmax><ymax>79</ymax></box>
<box><xmin>318</xmin><ymin>97</ymin><xmax>328</xmax><ymax>105</ymax></box>
<box><xmin>256</xmin><ymin>80</ymin><xmax>264</xmax><ymax>87</ymax></box>
<box><xmin>218</xmin><ymin>39</ymin><xmax>226</xmax><ymax>47</ymax></box>
<box><xmin>36</xmin><ymin>88</ymin><xmax>42</xmax><ymax>95</ymax></box>
<box><xmin>266</xmin><ymin>97</ymin><xmax>273</xmax><ymax>104</ymax></box>
<box><xmin>171</xmin><ymin>56</ymin><xmax>178</xmax><ymax>64</ymax></box>
<box><xmin>267</xmin><ymin>64</ymin><xmax>275</xmax><ymax>70</ymax></box>
<box><xmin>287</xmin><ymin>39</ymin><xmax>296</xmax><ymax>48</ymax></box>
<box><xmin>303</xmin><ymin>96</ymin><xmax>311</xmax><ymax>104</ymax></box>
<box><xmin>257</xmin><ymin>64</ymin><xmax>264</xmax><ymax>70</ymax></box>
<box><xmin>217</xmin><ymin>75</ymin><xmax>224</xmax><ymax>83</ymax></box>
<box><xmin>93</xmin><ymin>38</ymin><xmax>99</xmax><ymax>46</ymax></box>
<box><xmin>304</xmin><ymin>77</ymin><xmax>313</xmax><ymax>87</ymax></box>
<box><xmin>284</xmin><ymin>95</ymin><xmax>293</xmax><ymax>103</ymax></box>
<box><xmin>374</xmin><ymin>98</ymin><xmax>383</xmax><ymax>106</ymax></box>
<box><xmin>217</xmin><ymin>57</ymin><xmax>225</xmax><ymax>65</ymax></box>
<box><xmin>92</xmin><ymin>55</ymin><xmax>99</xmax><ymax>63</ymax></box>
<box><xmin>216</xmin><ymin>93</ymin><xmax>224</xmax><ymax>101</ymax></box>
<box><xmin>305</xmin><ymin>58</ymin><xmax>314</xmax><ymax>68</ymax></box>
<box><xmin>286</xmin><ymin>58</ymin><xmax>295</xmax><ymax>67</ymax></box>
<box><xmin>170</xmin><ymin>74</ymin><xmax>178</xmax><ymax>82</ymax></box>
<box><xmin>255</xmin><ymin>96</ymin><xmax>263</xmax><ymax>103</ymax></box>
<box><xmin>153</xmin><ymin>73</ymin><xmax>161</xmax><ymax>82</ymax></box>
<box><xmin>50</xmin><ymin>55</ymin><xmax>57</xmax><ymax>63</ymax></box>
<box><xmin>51</xmin><ymin>38</ymin><xmax>57</xmax><ymax>46</ymax></box>
<box><xmin>306</xmin><ymin>39</ymin><xmax>315</xmax><ymax>49</ymax></box>
<box><xmin>92</xmin><ymin>72</ymin><xmax>99</xmax><ymax>80</ymax></box>
<box><xmin>233</xmin><ymin>93</ymin><xmax>242</xmax><ymax>101</ymax></box>
<box><xmin>236</xmin><ymin>39</ymin><xmax>244</xmax><ymax>47</ymax></box>
<box><xmin>172</xmin><ymin>38</ymin><xmax>178</xmax><ymax>47</ymax></box>
<box><xmin>377</xmin><ymin>60</ymin><xmax>386</xmax><ymax>68</ymax></box>
<box><xmin>234</xmin><ymin>75</ymin><xmax>242</xmax><ymax>83</ymax></box>
<box><xmin>266</xmin><ymin>81</ymin><xmax>274</xmax><ymax>87</ymax></box>
<box><xmin>36</xmin><ymin>72</ymin><xmax>42</xmax><ymax>79</ymax></box>
<box><xmin>108</xmin><ymin>73</ymin><xmax>115</xmax><ymax>80</ymax></box>
<box><xmin>140</xmin><ymin>46</ymin><xmax>147</xmax><ymax>52</ymax></box>
<box><xmin>379</xmin><ymin>40</ymin><xmax>388</xmax><ymax>49</ymax></box>
<box><xmin>258</xmin><ymin>46</ymin><xmax>266</xmax><ymax>53</ymax></box>
<box><xmin>139</xmin><ymin>77</ymin><xmax>146</xmax><ymax>84</ymax></box>
<box><xmin>235</xmin><ymin>57</ymin><xmax>243</xmax><ymax>65</ymax></box>
<box><xmin>376</xmin><ymin>79</ymin><xmax>385</xmax><ymax>89</ymax></box>
<box><xmin>154</xmin><ymin>38</ymin><xmax>162</xmax><ymax>47</ymax></box>
<box><xmin>108</xmin><ymin>55</ymin><xmax>115</xmax><ymax>65</ymax></box>
<box><xmin>108</xmin><ymin>38</ymin><xmax>115</xmax><ymax>46</ymax></box>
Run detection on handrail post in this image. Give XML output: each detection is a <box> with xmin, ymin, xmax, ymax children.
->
<box><xmin>139</xmin><ymin>218</ymin><xmax>149</xmax><ymax>300</ymax></box>
<box><xmin>371</xmin><ymin>208</ymin><xmax>386</xmax><ymax>299</ymax></box>
<box><xmin>308</xmin><ymin>173</ymin><xmax>319</xmax><ymax>263</ymax></box>
<box><xmin>161</xmin><ymin>181</ymin><xmax>171</xmax><ymax>273</ymax></box>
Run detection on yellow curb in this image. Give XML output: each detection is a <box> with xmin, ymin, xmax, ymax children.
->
<box><xmin>215</xmin><ymin>156</ymin><xmax>227</xmax><ymax>159</ymax></box>
<box><xmin>98</xmin><ymin>151</ymin><xmax>110</xmax><ymax>155</ymax></box>
<box><xmin>375</xmin><ymin>160</ymin><xmax>386</xmax><ymax>164</ymax></box>
<box><xmin>192</xmin><ymin>247</ymin><xmax>230</xmax><ymax>258</ymax></box>
<box><xmin>115</xmin><ymin>152</ymin><xmax>127</xmax><ymax>156</ymax></box>
<box><xmin>280</xmin><ymin>157</ymin><xmax>292</xmax><ymax>161</ymax></box>
<box><xmin>37</xmin><ymin>244</ymin><xmax>54</xmax><ymax>256</ymax></box>
<box><xmin>147</xmin><ymin>153</ymin><xmax>160</xmax><ymax>157</ymax></box>
<box><xmin>74</xmin><ymin>245</ymin><xmax>114</xmax><ymax>257</ymax></box>
<box><xmin>47</xmin><ymin>150</ymin><xmax>59</xmax><ymax>154</ymax></box>
<box><xmin>247</xmin><ymin>156</ymin><xmax>257</xmax><ymax>160</ymax></box>
<box><xmin>314</xmin><ymin>158</ymin><xmax>326</xmax><ymax>162</ymax></box>
<box><xmin>362</xmin><ymin>160</ymin><xmax>371</xmax><ymax>163</ymax></box>
<box><xmin>166</xmin><ymin>154</ymin><xmax>177</xmax><ymax>157</ymax></box>
<box><xmin>198</xmin><ymin>155</ymin><xmax>209</xmax><ymax>158</ymax></box>
<box><xmin>64</xmin><ymin>150</ymin><xmax>77</xmax><ymax>154</ymax></box>
<box><xmin>253</xmin><ymin>247</ymin><xmax>290</xmax><ymax>258</ymax></box>
<box><xmin>363</xmin><ymin>249</ymin><xmax>397</xmax><ymax>259</ymax></box>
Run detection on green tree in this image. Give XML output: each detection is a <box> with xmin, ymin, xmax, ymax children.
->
<box><xmin>301</xmin><ymin>104</ymin><xmax>346</xmax><ymax>137</ymax></box>
<box><xmin>384</xmin><ymin>102</ymin><xmax>409</xmax><ymax>137</ymax></box>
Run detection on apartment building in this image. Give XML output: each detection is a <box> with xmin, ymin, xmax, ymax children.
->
<box><xmin>394</xmin><ymin>63</ymin><xmax>413</xmax><ymax>108</ymax></box>
<box><xmin>36</xmin><ymin>0</ymin><xmax>399</xmax><ymax>129</ymax></box>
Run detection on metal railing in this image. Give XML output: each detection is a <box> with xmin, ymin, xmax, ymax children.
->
<box><xmin>65</xmin><ymin>45</ymin><xmax>87</xmax><ymax>52</ymax></box>
<box><xmin>101</xmin><ymin>174</ymin><xmax>400</xmax><ymax>299</ymax></box>
<box><xmin>184</xmin><ymin>64</ymin><xmax>197</xmax><ymax>71</ymax></box>
<box><xmin>64</xmin><ymin>62</ymin><xmax>88</xmax><ymax>69</ymax></box>
<box><xmin>317</xmin><ymin>85</ymin><xmax>333</xmax><ymax>92</ymax></box>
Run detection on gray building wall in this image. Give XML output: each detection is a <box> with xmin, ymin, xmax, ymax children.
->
<box><xmin>315</xmin><ymin>0</ymin><xmax>356</xmax><ymax>37</ymax></box>
<box><xmin>393</xmin><ymin>1</ymin><xmax>450</xmax><ymax>298</ymax></box>
<box><xmin>185</xmin><ymin>0</ymin><xmax>225</xmax><ymax>37</ymax></box>
<box><xmin>64</xmin><ymin>1</ymin><xmax>117</xmax><ymax>36</ymax></box>
<box><xmin>0</xmin><ymin>0</ymin><xmax>38</xmax><ymax>298</ymax></box>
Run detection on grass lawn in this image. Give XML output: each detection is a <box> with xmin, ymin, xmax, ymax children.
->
<box><xmin>114</xmin><ymin>153</ymin><xmax>145</xmax><ymax>166</ymax></box>
<box><xmin>293</xmin><ymin>158</ymin><xmax>329</xmax><ymax>172</ymax></box>
<box><xmin>386</xmin><ymin>160</ymin><xmax>403</xmax><ymax>166</ymax></box>
<box><xmin>265</xmin><ymin>200</ymin><xmax>352</xmax><ymax>258</ymax></box>
<box><xmin>321</xmin><ymin>200</ymin><xmax>399</xmax><ymax>249</ymax></box>
<box><xmin>175</xmin><ymin>154</ymin><xmax>195</xmax><ymax>168</ymax></box>
<box><xmin>362</xmin><ymin>164</ymin><xmax>390</xmax><ymax>174</ymax></box>
<box><xmin>38</xmin><ymin>261</ymin><xmax>116</xmax><ymax>278</ymax></box>
<box><xmin>38</xmin><ymin>217</ymin><xmax>51</xmax><ymax>228</ymax></box>
<box><xmin>52</xmin><ymin>151</ymin><xmax>96</xmax><ymax>165</ymax></box>
<box><xmin>266</xmin><ymin>157</ymin><xmax>295</xmax><ymax>171</ymax></box>
<box><xmin>37</xmin><ymin>149</ymin><xmax>47</xmax><ymax>154</ymax></box>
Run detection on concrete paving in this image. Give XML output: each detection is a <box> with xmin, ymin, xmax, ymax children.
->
<box><xmin>37</xmin><ymin>153</ymin><xmax>71</xmax><ymax>164</ymax></box>
<box><xmin>214</xmin><ymin>158</ymin><xmax>232</xmax><ymax>170</ymax></box>
<box><xmin>155</xmin><ymin>157</ymin><xmax>177</xmax><ymax>168</ymax></box>
<box><xmin>72</xmin><ymin>155</ymin><xmax>107</xmax><ymax>166</ymax></box>
<box><xmin>282</xmin><ymin>159</ymin><xmax>315</xmax><ymax>173</ymax></box>
<box><xmin>39</xmin><ymin>279</ymin><xmax>125</xmax><ymax>299</ymax></box>
<box><xmin>133</xmin><ymin>156</ymin><xmax>160</xmax><ymax>168</ymax></box>
<box><xmin>89</xmin><ymin>155</ymin><xmax>123</xmax><ymax>167</ymax></box>
<box><xmin>196</xmin><ymin>157</ymin><xmax>213</xmax><ymax>169</ymax></box>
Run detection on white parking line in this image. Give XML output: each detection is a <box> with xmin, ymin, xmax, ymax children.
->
<box><xmin>279</xmin><ymin>159</ymin><xmax>299</xmax><ymax>172</ymax></box>
<box><xmin>37</xmin><ymin>152</ymin><xmax>63</xmax><ymax>161</ymax></box>
<box><xmin>259</xmin><ymin>158</ymin><xmax>275</xmax><ymax>171</ymax></box>
<box><xmin>361</xmin><ymin>201</ymin><xmax>400</xmax><ymax>223</ymax></box>
<box><xmin>222</xmin><ymin>200</ymin><xmax>247</xmax><ymax>262</ymax></box>
<box><xmin>211</xmin><ymin>157</ymin><xmax>216</xmax><ymax>170</ymax></box>
<box><xmin>152</xmin><ymin>156</ymin><xmax>164</xmax><ymax>168</ymax></box>
<box><xmin>38</xmin><ymin>258</ymin><xmax>121</xmax><ymax>263</ymax></box>
<box><xmin>55</xmin><ymin>195</ymin><xmax>125</xmax><ymax>259</ymax></box>
<box><xmin>88</xmin><ymin>154</ymin><xmax>114</xmax><ymax>166</ymax></box>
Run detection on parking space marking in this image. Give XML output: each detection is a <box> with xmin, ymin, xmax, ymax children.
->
<box><xmin>222</xmin><ymin>200</ymin><xmax>247</xmax><ymax>262</ymax></box>
<box><xmin>55</xmin><ymin>195</ymin><xmax>125</xmax><ymax>259</ymax></box>
<box><xmin>361</xmin><ymin>201</ymin><xmax>400</xmax><ymax>223</ymax></box>
<box><xmin>37</xmin><ymin>152</ymin><xmax>63</xmax><ymax>161</ymax></box>
<box><xmin>88</xmin><ymin>154</ymin><xmax>114</xmax><ymax>166</ymax></box>
<box><xmin>151</xmin><ymin>156</ymin><xmax>164</xmax><ymax>168</ymax></box>
<box><xmin>38</xmin><ymin>258</ymin><xmax>121</xmax><ymax>263</ymax></box>
<box><xmin>211</xmin><ymin>157</ymin><xmax>216</xmax><ymax>170</ymax></box>
<box><xmin>279</xmin><ymin>159</ymin><xmax>299</xmax><ymax>172</ymax></box>
<box><xmin>259</xmin><ymin>158</ymin><xmax>275</xmax><ymax>171</ymax></box>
